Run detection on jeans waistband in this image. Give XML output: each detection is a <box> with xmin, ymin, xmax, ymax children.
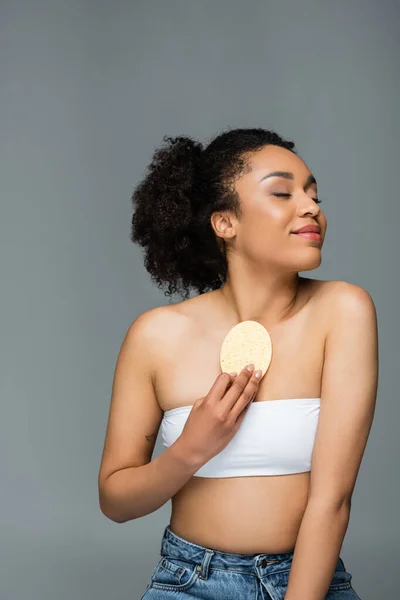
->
<box><xmin>160</xmin><ymin>525</ymin><xmax>296</xmax><ymax>574</ymax></box>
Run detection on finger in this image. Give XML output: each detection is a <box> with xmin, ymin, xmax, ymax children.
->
<box><xmin>207</xmin><ymin>372</ymin><xmax>236</xmax><ymax>403</ymax></box>
<box><xmin>231</xmin><ymin>369</ymin><xmax>262</xmax><ymax>419</ymax></box>
<box><xmin>221</xmin><ymin>365</ymin><xmax>259</xmax><ymax>410</ymax></box>
<box><xmin>234</xmin><ymin>402</ymin><xmax>251</xmax><ymax>426</ymax></box>
<box><xmin>232</xmin><ymin>389</ymin><xmax>257</xmax><ymax>425</ymax></box>
<box><xmin>230</xmin><ymin>363</ymin><xmax>256</xmax><ymax>390</ymax></box>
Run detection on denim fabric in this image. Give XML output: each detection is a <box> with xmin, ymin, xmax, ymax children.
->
<box><xmin>139</xmin><ymin>525</ymin><xmax>361</xmax><ymax>599</ymax></box>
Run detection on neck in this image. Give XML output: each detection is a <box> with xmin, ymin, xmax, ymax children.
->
<box><xmin>218</xmin><ymin>258</ymin><xmax>302</xmax><ymax>328</ymax></box>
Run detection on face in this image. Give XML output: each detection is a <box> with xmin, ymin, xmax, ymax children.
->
<box><xmin>214</xmin><ymin>145</ymin><xmax>327</xmax><ymax>273</ymax></box>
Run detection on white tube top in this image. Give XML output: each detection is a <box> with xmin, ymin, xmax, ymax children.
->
<box><xmin>160</xmin><ymin>398</ymin><xmax>321</xmax><ymax>477</ymax></box>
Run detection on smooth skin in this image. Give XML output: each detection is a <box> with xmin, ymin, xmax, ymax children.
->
<box><xmin>98</xmin><ymin>145</ymin><xmax>378</xmax><ymax>599</ymax></box>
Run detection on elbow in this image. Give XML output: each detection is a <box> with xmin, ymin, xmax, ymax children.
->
<box><xmin>98</xmin><ymin>468</ymin><xmax>144</xmax><ymax>523</ymax></box>
<box><xmin>99</xmin><ymin>496</ymin><xmax>135</xmax><ymax>523</ymax></box>
<box><xmin>99</xmin><ymin>501</ymin><xmax>125</xmax><ymax>524</ymax></box>
<box><xmin>98</xmin><ymin>481</ymin><xmax>135</xmax><ymax>524</ymax></box>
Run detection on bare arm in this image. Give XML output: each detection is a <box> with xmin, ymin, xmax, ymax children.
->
<box><xmin>98</xmin><ymin>308</ymin><xmax>204</xmax><ymax>523</ymax></box>
<box><xmin>100</xmin><ymin>439</ymin><xmax>204</xmax><ymax>523</ymax></box>
<box><xmin>284</xmin><ymin>282</ymin><xmax>379</xmax><ymax>600</ymax></box>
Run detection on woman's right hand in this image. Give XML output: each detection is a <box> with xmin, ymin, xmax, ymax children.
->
<box><xmin>177</xmin><ymin>364</ymin><xmax>262</xmax><ymax>466</ymax></box>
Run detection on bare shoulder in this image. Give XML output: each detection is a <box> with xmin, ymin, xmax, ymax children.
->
<box><xmin>128</xmin><ymin>300</ymin><xmax>192</xmax><ymax>338</ymax></box>
<box><xmin>307</xmin><ymin>279</ymin><xmax>378</xmax><ymax>347</ymax></box>
<box><xmin>300</xmin><ymin>278</ymin><xmax>377</xmax><ymax>342</ymax></box>
<box><xmin>127</xmin><ymin>303</ymin><xmax>184</xmax><ymax>343</ymax></box>
<box><xmin>126</xmin><ymin>298</ymin><xmax>200</xmax><ymax>360</ymax></box>
<box><xmin>314</xmin><ymin>279</ymin><xmax>376</xmax><ymax>315</ymax></box>
<box><xmin>130</xmin><ymin>298</ymin><xmax>195</xmax><ymax>342</ymax></box>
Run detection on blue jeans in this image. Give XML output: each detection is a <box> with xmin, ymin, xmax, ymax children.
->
<box><xmin>140</xmin><ymin>525</ymin><xmax>361</xmax><ymax>599</ymax></box>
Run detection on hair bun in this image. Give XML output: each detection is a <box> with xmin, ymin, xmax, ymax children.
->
<box><xmin>162</xmin><ymin>135</ymin><xmax>203</xmax><ymax>159</ymax></box>
<box><xmin>161</xmin><ymin>135</ymin><xmax>204</xmax><ymax>188</ymax></box>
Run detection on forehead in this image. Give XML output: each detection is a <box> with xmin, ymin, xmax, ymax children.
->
<box><xmin>244</xmin><ymin>144</ymin><xmax>311</xmax><ymax>180</ymax></box>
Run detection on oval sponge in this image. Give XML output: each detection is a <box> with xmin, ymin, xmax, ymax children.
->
<box><xmin>220</xmin><ymin>320</ymin><xmax>272</xmax><ymax>378</ymax></box>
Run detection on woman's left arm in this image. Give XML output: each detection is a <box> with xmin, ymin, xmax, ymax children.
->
<box><xmin>284</xmin><ymin>282</ymin><xmax>379</xmax><ymax>600</ymax></box>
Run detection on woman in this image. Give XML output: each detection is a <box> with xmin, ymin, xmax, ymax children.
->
<box><xmin>98</xmin><ymin>128</ymin><xmax>378</xmax><ymax>599</ymax></box>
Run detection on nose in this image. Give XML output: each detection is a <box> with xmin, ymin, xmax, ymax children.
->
<box><xmin>297</xmin><ymin>195</ymin><xmax>321</xmax><ymax>217</ymax></box>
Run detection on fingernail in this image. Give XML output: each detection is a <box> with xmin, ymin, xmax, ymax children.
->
<box><xmin>229</xmin><ymin>372</ymin><xmax>237</xmax><ymax>377</ymax></box>
<box><xmin>254</xmin><ymin>370</ymin><xmax>262</xmax><ymax>378</ymax></box>
<box><xmin>246</xmin><ymin>364</ymin><xmax>254</xmax><ymax>372</ymax></box>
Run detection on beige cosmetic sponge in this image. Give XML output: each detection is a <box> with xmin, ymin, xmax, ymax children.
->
<box><xmin>220</xmin><ymin>320</ymin><xmax>272</xmax><ymax>378</ymax></box>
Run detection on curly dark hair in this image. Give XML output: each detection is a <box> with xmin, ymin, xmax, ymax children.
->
<box><xmin>130</xmin><ymin>127</ymin><xmax>297</xmax><ymax>300</ymax></box>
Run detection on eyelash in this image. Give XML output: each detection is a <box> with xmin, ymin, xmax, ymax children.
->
<box><xmin>273</xmin><ymin>193</ymin><xmax>322</xmax><ymax>204</ymax></box>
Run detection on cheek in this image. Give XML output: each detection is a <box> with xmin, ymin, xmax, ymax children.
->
<box><xmin>237</xmin><ymin>200</ymin><xmax>291</xmax><ymax>254</ymax></box>
<box><xmin>243</xmin><ymin>204</ymin><xmax>287</xmax><ymax>241</ymax></box>
<box><xmin>244</xmin><ymin>217</ymin><xmax>274</xmax><ymax>245</ymax></box>
<box><xmin>259</xmin><ymin>204</ymin><xmax>291</xmax><ymax>236</ymax></box>
<box><xmin>240</xmin><ymin>221</ymin><xmax>282</xmax><ymax>260</ymax></box>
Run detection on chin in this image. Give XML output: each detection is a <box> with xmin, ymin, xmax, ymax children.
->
<box><xmin>292</xmin><ymin>251</ymin><xmax>322</xmax><ymax>272</ymax></box>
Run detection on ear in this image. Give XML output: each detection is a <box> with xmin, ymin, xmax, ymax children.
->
<box><xmin>210</xmin><ymin>211</ymin><xmax>237</xmax><ymax>243</ymax></box>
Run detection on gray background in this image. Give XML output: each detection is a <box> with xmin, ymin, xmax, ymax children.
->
<box><xmin>1</xmin><ymin>1</ymin><xmax>398</xmax><ymax>598</ymax></box>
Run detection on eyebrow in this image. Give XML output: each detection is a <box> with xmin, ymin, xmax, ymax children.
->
<box><xmin>259</xmin><ymin>171</ymin><xmax>317</xmax><ymax>188</ymax></box>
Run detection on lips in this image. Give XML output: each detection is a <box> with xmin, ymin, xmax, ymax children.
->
<box><xmin>292</xmin><ymin>224</ymin><xmax>321</xmax><ymax>234</ymax></box>
<box><xmin>291</xmin><ymin>223</ymin><xmax>322</xmax><ymax>242</ymax></box>
<box><xmin>293</xmin><ymin>231</ymin><xmax>322</xmax><ymax>241</ymax></box>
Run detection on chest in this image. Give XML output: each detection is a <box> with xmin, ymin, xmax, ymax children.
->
<box><xmin>155</xmin><ymin>311</ymin><xmax>326</xmax><ymax>412</ymax></box>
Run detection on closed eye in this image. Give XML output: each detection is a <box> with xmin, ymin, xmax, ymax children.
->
<box><xmin>273</xmin><ymin>193</ymin><xmax>322</xmax><ymax>204</ymax></box>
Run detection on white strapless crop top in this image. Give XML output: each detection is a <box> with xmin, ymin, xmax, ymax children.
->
<box><xmin>160</xmin><ymin>398</ymin><xmax>321</xmax><ymax>477</ymax></box>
